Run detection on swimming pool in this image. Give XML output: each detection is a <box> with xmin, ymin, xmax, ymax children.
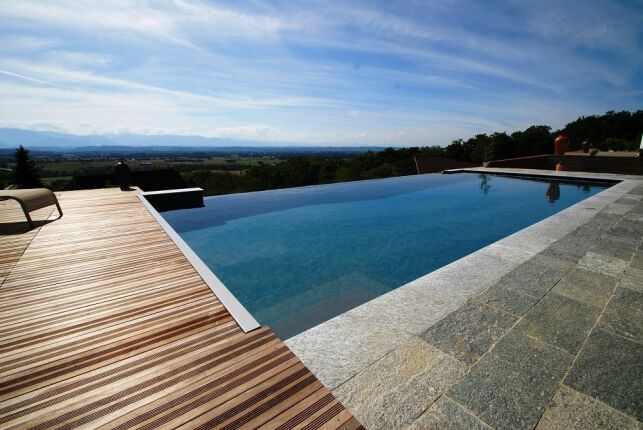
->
<box><xmin>161</xmin><ymin>172</ymin><xmax>612</xmax><ymax>339</ymax></box>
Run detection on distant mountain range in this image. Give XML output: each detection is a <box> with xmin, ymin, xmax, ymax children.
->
<box><xmin>0</xmin><ymin>128</ymin><xmax>384</xmax><ymax>154</ymax></box>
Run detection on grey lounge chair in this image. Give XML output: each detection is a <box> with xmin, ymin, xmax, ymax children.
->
<box><xmin>0</xmin><ymin>188</ymin><xmax>63</xmax><ymax>229</ymax></box>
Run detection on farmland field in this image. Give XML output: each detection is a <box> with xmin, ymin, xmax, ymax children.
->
<box><xmin>0</xmin><ymin>151</ymin><xmax>283</xmax><ymax>191</ymax></box>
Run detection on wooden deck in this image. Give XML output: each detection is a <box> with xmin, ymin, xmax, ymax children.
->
<box><xmin>0</xmin><ymin>188</ymin><xmax>362</xmax><ymax>430</ymax></box>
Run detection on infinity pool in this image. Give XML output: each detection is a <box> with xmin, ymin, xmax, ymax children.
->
<box><xmin>162</xmin><ymin>173</ymin><xmax>611</xmax><ymax>339</ymax></box>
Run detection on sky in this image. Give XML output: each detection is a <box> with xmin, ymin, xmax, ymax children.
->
<box><xmin>0</xmin><ymin>0</ymin><xmax>641</xmax><ymax>146</ymax></box>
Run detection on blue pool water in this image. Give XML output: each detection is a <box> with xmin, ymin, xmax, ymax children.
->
<box><xmin>162</xmin><ymin>173</ymin><xmax>611</xmax><ymax>339</ymax></box>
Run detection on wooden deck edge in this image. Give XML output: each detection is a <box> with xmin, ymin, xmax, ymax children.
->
<box><xmin>137</xmin><ymin>194</ymin><xmax>262</xmax><ymax>333</ymax></box>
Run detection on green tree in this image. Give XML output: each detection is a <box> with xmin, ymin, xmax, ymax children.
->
<box><xmin>468</xmin><ymin>134</ymin><xmax>492</xmax><ymax>163</ymax></box>
<box><xmin>511</xmin><ymin>126</ymin><xmax>552</xmax><ymax>156</ymax></box>
<box><xmin>561</xmin><ymin>110</ymin><xmax>642</xmax><ymax>150</ymax></box>
<box><xmin>444</xmin><ymin>139</ymin><xmax>465</xmax><ymax>160</ymax></box>
<box><xmin>486</xmin><ymin>132</ymin><xmax>512</xmax><ymax>161</ymax></box>
<box><xmin>12</xmin><ymin>145</ymin><xmax>42</xmax><ymax>188</ymax></box>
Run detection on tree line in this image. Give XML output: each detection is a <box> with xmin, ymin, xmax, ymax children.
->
<box><xmin>443</xmin><ymin>110</ymin><xmax>642</xmax><ymax>163</ymax></box>
<box><xmin>185</xmin><ymin>110</ymin><xmax>642</xmax><ymax>195</ymax></box>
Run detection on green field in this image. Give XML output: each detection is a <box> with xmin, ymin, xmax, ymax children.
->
<box><xmin>38</xmin><ymin>155</ymin><xmax>280</xmax><ymax>174</ymax></box>
<box><xmin>0</xmin><ymin>153</ymin><xmax>284</xmax><ymax>191</ymax></box>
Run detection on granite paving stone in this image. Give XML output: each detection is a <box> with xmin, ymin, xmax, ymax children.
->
<box><xmin>630</xmin><ymin>251</ymin><xmax>643</xmax><ymax>270</ymax></box>
<box><xmin>493</xmin><ymin>253</ymin><xmax>572</xmax><ymax>298</ymax></box>
<box><xmin>606</xmin><ymin>226</ymin><xmax>642</xmax><ymax>248</ymax></box>
<box><xmin>602</xmin><ymin>203</ymin><xmax>634</xmax><ymax>215</ymax></box>
<box><xmin>615</xmin><ymin>195</ymin><xmax>640</xmax><ymax>205</ymax></box>
<box><xmin>565</xmin><ymin>329</ymin><xmax>643</xmax><ymax>421</ymax></box>
<box><xmin>490</xmin><ymin>329</ymin><xmax>574</xmax><ymax>375</ymax></box>
<box><xmin>493</xmin><ymin>227</ymin><xmax>558</xmax><ymax>254</ymax></box>
<box><xmin>528</xmin><ymin>211</ymin><xmax>589</xmax><ymax>239</ymax></box>
<box><xmin>425</xmin><ymin>248</ymin><xmax>531</xmax><ymax>294</ymax></box>
<box><xmin>345</xmin><ymin>280</ymin><xmax>469</xmax><ymax>338</ymax></box>
<box><xmin>407</xmin><ymin>396</ymin><xmax>491</xmax><ymax>430</ymax></box>
<box><xmin>484</xmin><ymin>243</ymin><xmax>535</xmax><ymax>265</ymax></box>
<box><xmin>612</xmin><ymin>234</ymin><xmax>640</xmax><ymax>252</ymax></box>
<box><xmin>421</xmin><ymin>300</ymin><xmax>517</xmax><ymax>365</ymax></box>
<box><xmin>542</xmin><ymin>215</ymin><xmax>619</xmax><ymax>264</ymax></box>
<box><xmin>476</xmin><ymin>283</ymin><xmax>538</xmax><ymax>317</ymax></box>
<box><xmin>590</xmin><ymin>235</ymin><xmax>637</xmax><ymax>261</ymax></box>
<box><xmin>586</xmin><ymin>211</ymin><xmax>623</xmax><ymax>228</ymax></box>
<box><xmin>552</xmin><ymin>267</ymin><xmax>618</xmax><ymax>309</ymax></box>
<box><xmin>579</xmin><ymin>252</ymin><xmax>630</xmax><ymax>277</ymax></box>
<box><xmin>448</xmin><ymin>331</ymin><xmax>573</xmax><ymax>430</ymax></box>
<box><xmin>583</xmin><ymin>213</ymin><xmax>623</xmax><ymax>234</ymax></box>
<box><xmin>536</xmin><ymin>385</ymin><xmax>639</xmax><ymax>430</ymax></box>
<box><xmin>615</xmin><ymin>218</ymin><xmax>643</xmax><ymax>236</ymax></box>
<box><xmin>624</xmin><ymin>212</ymin><xmax>643</xmax><ymax>222</ymax></box>
<box><xmin>606</xmin><ymin>223</ymin><xmax>643</xmax><ymax>243</ymax></box>
<box><xmin>619</xmin><ymin>267</ymin><xmax>643</xmax><ymax>293</ymax></box>
<box><xmin>598</xmin><ymin>287</ymin><xmax>643</xmax><ymax>343</ymax></box>
<box><xmin>285</xmin><ymin>312</ymin><xmax>411</xmax><ymax>390</ymax></box>
<box><xmin>516</xmin><ymin>292</ymin><xmax>602</xmax><ymax>355</ymax></box>
<box><xmin>542</xmin><ymin>231</ymin><xmax>598</xmax><ymax>263</ymax></box>
<box><xmin>333</xmin><ymin>337</ymin><xmax>465</xmax><ymax>430</ymax></box>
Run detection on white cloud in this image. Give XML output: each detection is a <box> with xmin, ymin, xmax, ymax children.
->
<box><xmin>0</xmin><ymin>58</ymin><xmax>345</xmax><ymax>110</ymax></box>
<box><xmin>0</xmin><ymin>69</ymin><xmax>59</xmax><ymax>87</ymax></box>
<box><xmin>0</xmin><ymin>0</ymin><xmax>286</xmax><ymax>48</ymax></box>
<box><xmin>209</xmin><ymin>125</ymin><xmax>279</xmax><ymax>140</ymax></box>
<box><xmin>44</xmin><ymin>51</ymin><xmax>115</xmax><ymax>68</ymax></box>
<box><xmin>0</xmin><ymin>35</ymin><xmax>61</xmax><ymax>52</ymax></box>
<box><xmin>1</xmin><ymin>1</ymin><xmax>182</xmax><ymax>43</ymax></box>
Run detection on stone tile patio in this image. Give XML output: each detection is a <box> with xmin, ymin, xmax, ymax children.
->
<box><xmin>287</xmin><ymin>169</ymin><xmax>642</xmax><ymax>429</ymax></box>
<box><xmin>535</xmin><ymin>385</ymin><xmax>639</xmax><ymax>430</ymax></box>
<box><xmin>448</xmin><ymin>330</ymin><xmax>573</xmax><ymax>430</ymax></box>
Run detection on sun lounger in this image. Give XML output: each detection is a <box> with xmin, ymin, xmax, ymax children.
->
<box><xmin>0</xmin><ymin>188</ymin><xmax>63</xmax><ymax>229</ymax></box>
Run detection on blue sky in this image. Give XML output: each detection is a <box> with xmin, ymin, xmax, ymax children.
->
<box><xmin>0</xmin><ymin>0</ymin><xmax>641</xmax><ymax>146</ymax></box>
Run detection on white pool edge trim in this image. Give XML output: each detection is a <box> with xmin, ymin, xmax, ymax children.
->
<box><xmin>138</xmin><ymin>193</ymin><xmax>261</xmax><ymax>333</ymax></box>
<box><xmin>140</xmin><ymin>187</ymin><xmax>203</xmax><ymax>195</ymax></box>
